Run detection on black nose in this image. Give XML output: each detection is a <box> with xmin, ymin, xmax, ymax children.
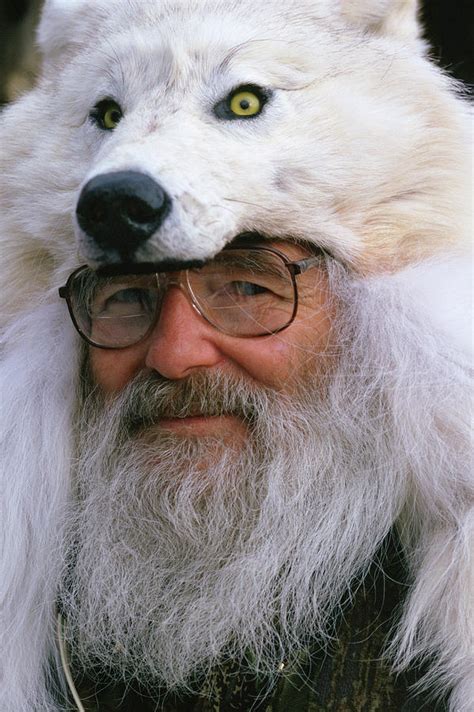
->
<box><xmin>76</xmin><ymin>171</ymin><xmax>171</xmax><ymax>254</ymax></box>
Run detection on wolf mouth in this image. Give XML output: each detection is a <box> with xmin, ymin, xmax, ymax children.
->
<box><xmin>94</xmin><ymin>232</ymin><xmax>274</xmax><ymax>276</ymax></box>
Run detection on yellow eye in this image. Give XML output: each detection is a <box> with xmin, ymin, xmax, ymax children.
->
<box><xmin>103</xmin><ymin>105</ymin><xmax>122</xmax><ymax>130</ymax></box>
<box><xmin>91</xmin><ymin>99</ymin><xmax>123</xmax><ymax>131</ymax></box>
<box><xmin>229</xmin><ymin>90</ymin><xmax>262</xmax><ymax>117</ymax></box>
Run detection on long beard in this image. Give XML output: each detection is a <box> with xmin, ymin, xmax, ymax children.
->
<box><xmin>60</xmin><ymin>352</ymin><xmax>407</xmax><ymax>692</ymax></box>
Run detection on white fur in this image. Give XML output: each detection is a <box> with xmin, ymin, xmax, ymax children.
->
<box><xmin>0</xmin><ymin>0</ymin><xmax>472</xmax><ymax>710</ymax></box>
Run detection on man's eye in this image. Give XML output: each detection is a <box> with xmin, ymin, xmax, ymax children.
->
<box><xmin>108</xmin><ymin>288</ymin><xmax>144</xmax><ymax>304</ymax></box>
<box><xmin>96</xmin><ymin>288</ymin><xmax>153</xmax><ymax>315</ymax></box>
<box><xmin>224</xmin><ymin>281</ymin><xmax>269</xmax><ymax>297</ymax></box>
<box><xmin>90</xmin><ymin>99</ymin><xmax>123</xmax><ymax>131</ymax></box>
<box><xmin>214</xmin><ymin>85</ymin><xmax>270</xmax><ymax>120</ymax></box>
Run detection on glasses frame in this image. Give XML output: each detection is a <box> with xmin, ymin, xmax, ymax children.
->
<box><xmin>58</xmin><ymin>243</ymin><xmax>325</xmax><ymax>349</ymax></box>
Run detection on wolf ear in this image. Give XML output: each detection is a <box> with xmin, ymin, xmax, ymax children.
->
<box><xmin>340</xmin><ymin>0</ymin><xmax>421</xmax><ymax>43</ymax></box>
<box><xmin>37</xmin><ymin>0</ymin><xmax>103</xmax><ymax>60</ymax></box>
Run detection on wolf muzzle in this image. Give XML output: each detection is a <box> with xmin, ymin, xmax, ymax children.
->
<box><xmin>76</xmin><ymin>171</ymin><xmax>171</xmax><ymax>261</ymax></box>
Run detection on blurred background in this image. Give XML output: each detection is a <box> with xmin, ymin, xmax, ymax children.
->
<box><xmin>0</xmin><ymin>0</ymin><xmax>473</xmax><ymax>106</ymax></box>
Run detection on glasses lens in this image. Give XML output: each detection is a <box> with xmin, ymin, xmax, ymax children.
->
<box><xmin>69</xmin><ymin>269</ymin><xmax>159</xmax><ymax>347</ymax></box>
<box><xmin>187</xmin><ymin>248</ymin><xmax>295</xmax><ymax>336</ymax></box>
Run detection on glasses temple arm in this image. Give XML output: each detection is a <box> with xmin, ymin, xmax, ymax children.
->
<box><xmin>290</xmin><ymin>253</ymin><xmax>325</xmax><ymax>276</ymax></box>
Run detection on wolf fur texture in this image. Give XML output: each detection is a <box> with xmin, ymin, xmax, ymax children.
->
<box><xmin>0</xmin><ymin>1</ymin><xmax>472</xmax><ymax>710</ymax></box>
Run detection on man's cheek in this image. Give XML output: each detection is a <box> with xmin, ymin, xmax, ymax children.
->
<box><xmin>89</xmin><ymin>347</ymin><xmax>146</xmax><ymax>394</ymax></box>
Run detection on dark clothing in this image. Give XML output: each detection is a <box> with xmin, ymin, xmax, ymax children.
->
<box><xmin>70</xmin><ymin>534</ymin><xmax>448</xmax><ymax>711</ymax></box>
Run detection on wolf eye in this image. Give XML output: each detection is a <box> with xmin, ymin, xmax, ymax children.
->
<box><xmin>230</xmin><ymin>90</ymin><xmax>262</xmax><ymax>117</ymax></box>
<box><xmin>90</xmin><ymin>99</ymin><xmax>123</xmax><ymax>131</ymax></box>
<box><xmin>214</xmin><ymin>85</ymin><xmax>269</xmax><ymax>120</ymax></box>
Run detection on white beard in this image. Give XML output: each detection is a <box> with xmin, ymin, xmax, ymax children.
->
<box><xmin>1</xmin><ymin>259</ymin><xmax>471</xmax><ymax>712</ymax></box>
<box><xmin>60</xmin><ymin>334</ymin><xmax>408</xmax><ymax>692</ymax></box>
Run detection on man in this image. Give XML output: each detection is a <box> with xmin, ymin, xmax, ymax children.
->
<box><xmin>0</xmin><ymin>1</ymin><xmax>472</xmax><ymax>711</ymax></box>
<box><xmin>45</xmin><ymin>235</ymin><xmax>464</xmax><ymax>711</ymax></box>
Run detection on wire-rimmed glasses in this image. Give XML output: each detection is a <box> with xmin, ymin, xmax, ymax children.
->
<box><xmin>58</xmin><ymin>243</ymin><xmax>325</xmax><ymax>349</ymax></box>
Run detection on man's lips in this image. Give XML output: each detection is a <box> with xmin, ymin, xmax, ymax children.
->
<box><xmin>157</xmin><ymin>413</ymin><xmax>247</xmax><ymax>437</ymax></box>
<box><xmin>125</xmin><ymin>398</ymin><xmax>256</xmax><ymax>437</ymax></box>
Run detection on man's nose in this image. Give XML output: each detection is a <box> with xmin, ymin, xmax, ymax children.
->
<box><xmin>144</xmin><ymin>286</ymin><xmax>225</xmax><ymax>379</ymax></box>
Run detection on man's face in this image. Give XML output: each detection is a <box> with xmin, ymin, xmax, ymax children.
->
<box><xmin>66</xmin><ymin>246</ymin><xmax>405</xmax><ymax>691</ymax></box>
<box><xmin>90</xmin><ymin>241</ymin><xmax>336</xmax><ymax>427</ymax></box>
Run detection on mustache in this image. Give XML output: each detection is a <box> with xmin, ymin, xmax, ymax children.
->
<box><xmin>104</xmin><ymin>370</ymin><xmax>266</xmax><ymax>435</ymax></box>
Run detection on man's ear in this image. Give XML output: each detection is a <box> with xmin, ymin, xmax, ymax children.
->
<box><xmin>340</xmin><ymin>0</ymin><xmax>421</xmax><ymax>44</ymax></box>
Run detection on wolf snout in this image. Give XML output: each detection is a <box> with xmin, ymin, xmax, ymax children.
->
<box><xmin>76</xmin><ymin>171</ymin><xmax>171</xmax><ymax>259</ymax></box>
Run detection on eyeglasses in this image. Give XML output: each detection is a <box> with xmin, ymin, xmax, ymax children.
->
<box><xmin>59</xmin><ymin>243</ymin><xmax>324</xmax><ymax>349</ymax></box>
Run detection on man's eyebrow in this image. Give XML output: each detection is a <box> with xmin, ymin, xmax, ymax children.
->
<box><xmin>212</xmin><ymin>253</ymin><xmax>288</xmax><ymax>278</ymax></box>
